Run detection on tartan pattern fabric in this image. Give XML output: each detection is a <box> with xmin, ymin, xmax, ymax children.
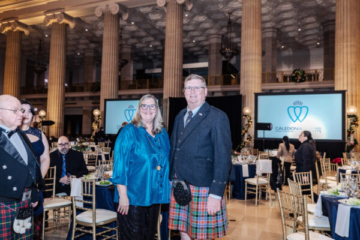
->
<box><xmin>0</xmin><ymin>189</ymin><xmax>34</xmax><ymax>240</ymax></box>
<box><xmin>168</xmin><ymin>184</ymin><xmax>228</xmax><ymax>239</ymax></box>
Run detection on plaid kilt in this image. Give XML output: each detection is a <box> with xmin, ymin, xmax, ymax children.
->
<box><xmin>168</xmin><ymin>184</ymin><xmax>228</xmax><ymax>239</ymax></box>
<box><xmin>0</xmin><ymin>190</ymin><xmax>34</xmax><ymax>240</ymax></box>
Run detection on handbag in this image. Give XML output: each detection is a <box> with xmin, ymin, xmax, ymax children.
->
<box><xmin>173</xmin><ymin>179</ymin><xmax>192</xmax><ymax>206</ymax></box>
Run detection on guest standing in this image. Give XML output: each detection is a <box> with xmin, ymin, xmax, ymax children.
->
<box><xmin>113</xmin><ymin>94</ymin><xmax>170</xmax><ymax>240</ymax></box>
<box><xmin>20</xmin><ymin>99</ymin><xmax>50</xmax><ymax>240</ymax></box>
<box><xmin>295</xmin><ymin>131</ymin><xmax>317</xmax><ymax>183</ymax></box>
<box><xmin>0</xmin><ymin>95</ymin><xmax>41</xmax><ymax>240</ymax></box>
<box><xmin>277</xmin><ymin>136</ymin><xmax>295</xmax><ymax>185</ymax></box>
<box><xmin>49</xmin><ymin>136</ymin><xmax>88</xmax><ymax>195</ymax></box>
<box><xmin>168</xmin><ymin>74</ymin><xmax>232</xmax><ymax>240</ymax></box>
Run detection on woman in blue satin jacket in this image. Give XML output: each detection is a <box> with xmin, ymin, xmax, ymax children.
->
<box><xmin>112</xmin><ymin>94</ymin><xmax>170</xmax><ymax>240</ymax></box>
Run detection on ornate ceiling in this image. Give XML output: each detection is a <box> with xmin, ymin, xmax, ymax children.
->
<box><xmin>0</xmin><ymin>0</ymin><xmax>336</xmax><ymax>68</ymax></box>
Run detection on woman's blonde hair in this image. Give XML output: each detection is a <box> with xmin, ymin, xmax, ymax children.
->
<box><xmin>131</xmin><ymin>94</ymin><xmax>164</xmax><ymax>134</ymax></box>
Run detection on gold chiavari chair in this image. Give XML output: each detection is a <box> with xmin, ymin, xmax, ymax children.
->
<box><xmin>316</xmin><ymin>160</ymin><xmax>337</xmax><ymax>195</ymax></box>
<box><xmin>98</xmin><ymin>160</ymin><xmax>113</xmax><ymax>171</ymax></box>
<box><xmin>339</xmin><ymin>172</ymin><xmax>360</xmax><ymax>187</ymax></box>
<box><xmin>101</xmin><ymin>147</ymin><xmax>111</xmax><ymax>154</ymax></box>
<box><xmin>252</xmin><ymin>149</ymin><xmax>259</xmax><ymax>156</ymax></box>
<box><xmin>98</xmin><ymin>142</ymin><xmax>105</xmax><ymax>148</ymax></box>
<box><xmin>258</xmin><ymin>153</ymin><xmax>269</xmax><ymax>159</ymax></box>
<box><xmin>277</xmin><ymin>190</ymin><xmax>333</xmax><ymax>240</ymax></box>
<box><xmin>292</xmin><ymin>171</ymin><xmax>315</xmax><ymax>204</ymax></box>
<box><xmin>287</xmin><ymin>178</ymin><xmax>316</xmax><ymax>214</ymax></box>
<box><xmin>86</xmin><ymin>153</ymin><xmax>98</xmax><ymax>172</ymax></box>
<box><xmin>42</xmin><ymin>167</ymin><xmax>72</xmax><ymax>238</ymax></box>
<box><xmin>71</xmin><ymin>179</ymin><xmax>117</xmax><ymax>239</ymax></box>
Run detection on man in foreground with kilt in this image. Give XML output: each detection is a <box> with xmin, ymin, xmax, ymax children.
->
<box><xmin>169</xmin><ymin>74</ymin><xmax>232</xmax><ymax>239</ymax></box>
<box><xmin>0</xmin><ymin>95</ymin><xmax>41</xmax><ymax>239</ymax></box>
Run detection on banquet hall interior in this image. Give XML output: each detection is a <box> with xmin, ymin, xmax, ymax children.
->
<box><xmin>1</xmin><ymin>0</ymin><xmax>360</xmax><ymax>239</ymax></box>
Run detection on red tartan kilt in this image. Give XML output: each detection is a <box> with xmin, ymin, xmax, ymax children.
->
<box><xmin>168</xmin><ymin>184</ymin><xmax>228</xmax><ymax>239</ymax></box>
<box><xmin>0</xmin><ymin>189</ymin><xmax>34</xmax><ymax>240</ymax></box>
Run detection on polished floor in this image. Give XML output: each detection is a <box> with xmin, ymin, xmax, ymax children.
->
<box><xmin>45</xmin><ymin>188</ymin><xmax>287</xmax><ymax>240</ymax></box>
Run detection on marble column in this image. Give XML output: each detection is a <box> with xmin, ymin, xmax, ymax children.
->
<box><xmin>120</xmin><ymin>45</ymin><xmax>133</xmax><ymax>81</ymax></box>
<box><xmin>334</xmin><ymin>0</ymin><xmax>360</xmax><ymax>141</ymax></box>
<box><xmin>262</xmin><ymin>28</ymin><xmax>277</xmax><ymax>83</ymax></box>
<box><xmin>240</xmin><ymin>0</ymin><xmax>262</xmax><ymax>140</ymax></box>
<box><xmin>96</xmin><ymin>4</ymin><xmax>127</xmax><ymax>123</ymax></box>
<box><xmin>208</xmin><ymin>34</ymin><xmax>222</xmax><ymax>85</ymax></box>
<box><xmin>158</xmin><ymin>0</ymin><xmax>192</xmax><ymax>124</ymax></box>
<box><xmin>323</xmin><ymin>20</ymin><xmax>335</xmax><ymax>81</ymax></box>
<box><xmin>84</xmin><ymin>49</ymin><xmax>96</xmax><ymax>83</ymax></box>
<box><xmin>82</xmin><ymin>107</ymin><xmax>92</xmax><ymax>135</ymax></box>
<box><xmin>46</xmin><ymin>23</ymin><xmax>67</xmax><ymax>137</ymax></box>
<box><xmin>3</xmin><ymin>31</ymin><xmax>22</xmax><ymax>97</ymax></box>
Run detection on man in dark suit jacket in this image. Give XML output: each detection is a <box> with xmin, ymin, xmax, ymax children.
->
<box><xmin>0</xmin><ymin>95</ymin><xmax>41</xmax><ymax>239</ymax></box>
<box><xmin>168</xmin><ymin>74</ymin><xmax>232</xmax><ymax>240</ymax></box>
<box><xmin>50</xmin><ymin>136</ymin><xmax>88</xmax><ymax>195</ymax></box>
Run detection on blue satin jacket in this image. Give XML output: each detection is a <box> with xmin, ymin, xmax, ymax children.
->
<box><xmin>112</xmin><ymin>124</ymin><xmax>170</xmax><ymax>206</ymax></box>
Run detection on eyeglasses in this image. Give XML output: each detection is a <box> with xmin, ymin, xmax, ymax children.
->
<box><xmin>58</xmin><ymin>143</ymin><xmax>69</xmax><ymax>147</ymax></box>
<box><xmin>0</xmin><ymin>108</ymin><xmax>25</xmax><ymax>114</ymax></box>
<box><xmin>140</xmin><ymin>104</ymin><xmax>157</xmax><ymax>110</ymax></box>
<box><xmin>184</xmin><ymin>86</ymin><xmax>205</xmax><ymax>92</ymax></box>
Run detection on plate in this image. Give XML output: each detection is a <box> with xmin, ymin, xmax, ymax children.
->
<box><xmin>96</xmin><ymin>181</ymin><xmax>112</xmax><ymax>187</ymax></box>
<box><xmin>320</xmin><ymin>191</ymin><xmax>347</xmax><ymax>197</ymax></box>
<box><xmin>338</xmin><ymin>199</ymin><xmax>360</xmax><ymax>207</ymax></box>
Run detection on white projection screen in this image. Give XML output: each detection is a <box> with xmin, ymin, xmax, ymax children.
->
<box><xmin>104</xmin><ymin>99</ymin><xmax>140</xmax><ymax>135</ymax></box>
<box><xmin>255</xmin><ymin>91</ymin><xmax>345</xmax><ymax>141</ymax></box>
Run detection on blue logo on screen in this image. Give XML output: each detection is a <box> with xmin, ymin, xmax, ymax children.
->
<box><xmin>124</xmin><ymin>105</ymin><xmax>136</xmax><ymax>122</ymax></box>
<box><xmin>287</xmin><ymin>101</ymin><xmax>308</xmax><ymax>122</ymax></box>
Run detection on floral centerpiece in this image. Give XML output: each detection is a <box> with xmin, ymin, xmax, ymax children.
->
<box><xmin>291</xmin><ymin>69</ymin><xmax>307</xmax><ymax>83</ymax></box>
<box><xmin>346</xmin><ymin>114</ymin><xmax>359</xmax><ymax>152</ymax></box>
<box><xmin>72</xmin><ymin>144</ymin><xmax>89</xmax><ymax>152</ymax></box>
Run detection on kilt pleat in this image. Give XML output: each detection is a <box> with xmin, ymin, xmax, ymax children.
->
<box><xmin>168</xmin><ymin>184</ymin><xmax>228</xmax><ymax>239</ymax></box>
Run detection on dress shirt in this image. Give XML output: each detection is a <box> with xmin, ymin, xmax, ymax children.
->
<box><xmin>0</xmin><ymin>124</ymin><xmax>28</xmax><ymax>164</ymax></box>
<box><xmin>113</xmin><ymin>124</ymin><xmax>171</xmax><ymax>206</ymax></box>
<box><xmin>182</xmin><ymin>103</ymin><xmax>221</xmax><ymax>200</ymax></box>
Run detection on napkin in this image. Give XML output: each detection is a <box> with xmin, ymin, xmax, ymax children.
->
<box><xmin>242</xmin><ymin>164</ymin><xmax>249</xmax><ymax>177</ymax></box>
<box><xmin>70</xmin><ymin>178</ymin><xmax>83</xmax><ymax>208</ymax></box>
<box><xmin>256</xmin><ymin>160</ymin><xmax>272</xmax><ymax>175</ymax></box>
<box><xmin>314</xmin><ymin>194</ymin><xmax>323</xmax><ymax>217</ymax></box>
<box><xmin>335</xmin><ymin>204</ymin><xmax>352</xmax><ymax>237</ymax></box>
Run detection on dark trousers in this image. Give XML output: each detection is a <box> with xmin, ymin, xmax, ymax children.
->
<box><xmin>117</xmin><ymin>204</ymin><xmax>160</xmax><ymax>240</ymax></box>
<box><xmin>284</xmin><ymin>162</ymin><xmax>292</xmax><ymax>184</ymax></box>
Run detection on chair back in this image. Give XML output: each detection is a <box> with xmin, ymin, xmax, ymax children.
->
<box><xmin>339</xmin><ymin>172</ymin><xmax>360</xmax><ymax>184</ymax></box>
<box><xmin>98</xmin><ymin>142</ymin><xmax>105</xmax><ymax>148</ymax></box>
<box><xmin>277</xmin><ymin>190</ymin><xmax>309</xmax><ymax>240</ymax></box>
<box><xmin>86</xmin><ymin>153</ymin><xmax>98</xmax><ymax>167</ymax></box>
<box><xmin>252</xmin><ymin>149</ymin><xmax>259</xmax><ymax>156</ymax></box>
<box><xmin>101</xmin><ymin>147</ymin><xmax>111</xmax><ymax>154</ymax></box>
<box><xmin>292</xmin><ymin>171</ymin><xmax>314</xmax><ymax>203</ymax></box>
<box><xmin>71</xmin><ymin>179</ymin><xmax>96</xmax><ymax>223</ymax></box>
<box><xmin>343</xmin><ymin>152</ymin><xmax>347</xmax><ymax>164</ymax></box>
<box><xmin>51</xmin><ymin>142</ymin><xmax>58</xmax><ymax>148</ymax></box>
<box><xmin>258</xmin><ymin>153</ymin><xmax>269</xmax><ymax>160</ymax></box>
<box><xmin>44</xmin><ymin>166</ymin><xmax>56</xmax><ymax>197</ymax></box>
<box><xmin>288</xmin><ymin>179</ymin><xmax>302</xmax><ymax>196</ymax></box>
<box><xmin>98</xmin><ymin>160</ymin><xmax>113</xmax><ymax>171</ymax></box>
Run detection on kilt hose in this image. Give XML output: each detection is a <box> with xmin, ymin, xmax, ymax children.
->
<box><xmin>168</xmin><ymin>184</ymin><xmax>228</xmax><ymax>239</ymax></box>
<box><xmin>0</xmin><ymin>188</ymin><xmax>34</xmax><ymax>240</ymax></box>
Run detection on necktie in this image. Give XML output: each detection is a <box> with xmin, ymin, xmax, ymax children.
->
<box><xmin>61</xmin><ymin>155</ymin><xmax>66</xmax><ymax>185</ymax></box>
<box><xmin>8</xmin><ymin>127</ymin><xmax>19</xmax><ymax>138</ymax></box>
<box><xmin>185</xmin><ymin>111</ymin><xmax>193</xmax><ymax>127</ymax></box>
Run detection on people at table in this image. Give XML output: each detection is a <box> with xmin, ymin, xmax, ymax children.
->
<box><xmin>168</xmin><ymin>74</ymin><xmax>232</xmax><ymax>240</ymax></box>
<box><xmin>113</xmin><ymin>94</ymin><xmax>170</xmax><ymax>240</ymax></box>
<box><xmin>0</xmin><ymin>95</ymin><xmax>41</xmax><ymax>239</ymax></box>
<box><xmin>277</xmin><ymin>135</ymin><xmax>295</xmax><ymax>185</ymax></box>
<box><xmin>295</xmin><ymin>130</ymin><xmax>317</xmax><ymax>183</ymax></box>
<box><xmin>20</xmin><ymin>99</ymin><xmax>50</xmax><ymax>240</ymax></box>
<box><xmin>49</xmin><ymin>136</ymin><xmax>88</xmax><ymax>196</ymax></box>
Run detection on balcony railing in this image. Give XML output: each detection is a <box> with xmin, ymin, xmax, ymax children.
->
<box><xmin>20</xmin><ymin>69</ymin><xmax>333</xmax><ymax>95</ymax></box>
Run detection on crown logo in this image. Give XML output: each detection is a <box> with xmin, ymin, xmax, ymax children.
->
<box><xmin>293</xmin><ymin>101</ymin><xmax>303</xmax><ymax>106</ymax></box>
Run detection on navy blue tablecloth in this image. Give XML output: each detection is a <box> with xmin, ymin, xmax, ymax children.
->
<box><xmin>66</xmin><ymin>185</ymin><xmax>168</xmax><ymax>240</ymax></box>
<box><xmin>321</xmin><ymin>195</ymin><xmax>360</xmax><ymax>240</ymax></box>
<box><xmin>232</xmin><ymin>164</ymin><xmax>257</xmax><ymax>200</ymax></box>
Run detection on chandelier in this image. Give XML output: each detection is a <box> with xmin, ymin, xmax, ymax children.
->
<box><xmin>220</xmin><ymin>13</ymin><xmax>239</xmax><ymax>62</ymax></box>
<box><xmin>119</xmin><ymin>27</ymin><xmax>128</xmax><ymax>69</ymax></box>
<box><xmin>33</xmin><ymin>39</ymin><xmax>47</xmax><ymax>76</ymax></box>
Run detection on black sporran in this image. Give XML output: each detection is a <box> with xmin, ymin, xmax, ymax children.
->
<box><xmin>173</xmin><ymin>179</ymin><xmax>192</xmax><ymax>206</ymax></box>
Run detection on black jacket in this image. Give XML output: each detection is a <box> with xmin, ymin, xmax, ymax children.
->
<box><xmin>50</xmin><ymin>149</ymin><xmax>88</xmax><ymax>195</ymax></box>
<box><xmin>295</xmin><ymin>140</ymin><xmax>317</xmax><ymax>181</ymax></box>
<box><xmin>169</xmin><ymin>102</ymin><xmax>232</xmax><ymax>197</ymax></box>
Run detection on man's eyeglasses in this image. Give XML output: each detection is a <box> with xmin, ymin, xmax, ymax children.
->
<box><xmin>140</xmin><ymin>104</ymin><xmax>157</xmax><ymax>110</ymax></box>
<box><xmin>184</xmin><ymin>86</ymin><xmax>205</xmax><ymax>92</ymax></box>
<box><xmin>0</xmin><ymin>108</ymin><xmax>25</xmax><ymax>114</ymax></box>
<box><xmin>58</xmin><ymin>143</ymin><xmax>69</xmax><ymax>147</ymax></box>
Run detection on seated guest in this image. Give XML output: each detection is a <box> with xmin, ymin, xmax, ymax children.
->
<box><xmin>50</xmin><ymin>136</ymin><xmax>88</xmax><ymax>195</ymax></box>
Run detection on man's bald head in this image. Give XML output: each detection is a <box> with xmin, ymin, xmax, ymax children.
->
<box><xmin>58</xmin><ymin>136</ymin><xmax>70</xmax><ymax>155</ymax></box>
<box><xmin>0</xmin><ymin>95</ymin><xmax>23</xmax><ymax>130</ymax></box>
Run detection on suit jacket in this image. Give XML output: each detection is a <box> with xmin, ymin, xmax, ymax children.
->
<box><xmin>169</xmin><ymin>102</ymin><xmax>232</xmax><ymax>196</ymax></box>
<box><xmin>277</xmin><ymin>143</ymin><xmax>295</xmax><ymax>162</ymax></box>
<box><xmin>0</xmin><ymin>130</ymin><xmax>41</xmax><ymax>202</ymax></box>
<box><xmin>50</xmin><ymin>149</ymin><xmax>88</xmax><ymax>195</ymax></box>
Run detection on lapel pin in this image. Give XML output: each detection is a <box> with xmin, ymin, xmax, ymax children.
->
<box><xmin>199</xmin><ymin>113</ymin><xmax>202</xmax><ymax>116</ymax></box>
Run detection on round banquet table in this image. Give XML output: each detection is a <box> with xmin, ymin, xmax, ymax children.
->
<box><xmin>232</xmin><ymin>164</ymin><xmax>257</xmax><ymax>200</ymax></box>
<box><xmin>66</xmin><ymin>184</ymin><xmax>169</xmax><ymax>240</ymax></box>
<box><xmin>321</xmin><ymin>195</ymin><xmax>360</xmax><ymax>240</ymax></box>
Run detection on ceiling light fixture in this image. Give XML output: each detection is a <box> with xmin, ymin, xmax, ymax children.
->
<box><xmin>298</xmin><ymin>28</ymin><xmax>301</xmax><ymax>31</ymax></box>
<box><xmin>45</xmin><ymin>34</ymin><xmax>48</xmax><ymax>37</ymax></box>
<box><xmin>185</xmin><ymin>14</ymin><xmax>188</xmax><ymax>17</ymax></box>
<box><xmin>281</xmin><ymin>45</ymin><xmax>285</xmax><ymax>49</ymax></box>
<box><xmin>193</xmin><ymin>40</ymin><xmax>195</xmax><ymax>42</ymax></box>
<box><xmin>85</xmin><ymin>29</ymin><xmax>88</xmax><ymax>31</ymax></box>
<box><xmin>220</xmin><ymin>12</ymin><xmax>239</xmax><ymax>62</ymax></box>
<box><xmin>131</xmin><ymin>22</ymin><xmax>134</xmax><ymax>25</ymax></box>
<box><xmin>77</xmin><ymin>53</ymin><xmax>80</xmax><ymax>55</ymax></box>
<box><xmin>317</xmin><ymin>42</ymin><xmax>320</xmax><ymax>45</ymax></box>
